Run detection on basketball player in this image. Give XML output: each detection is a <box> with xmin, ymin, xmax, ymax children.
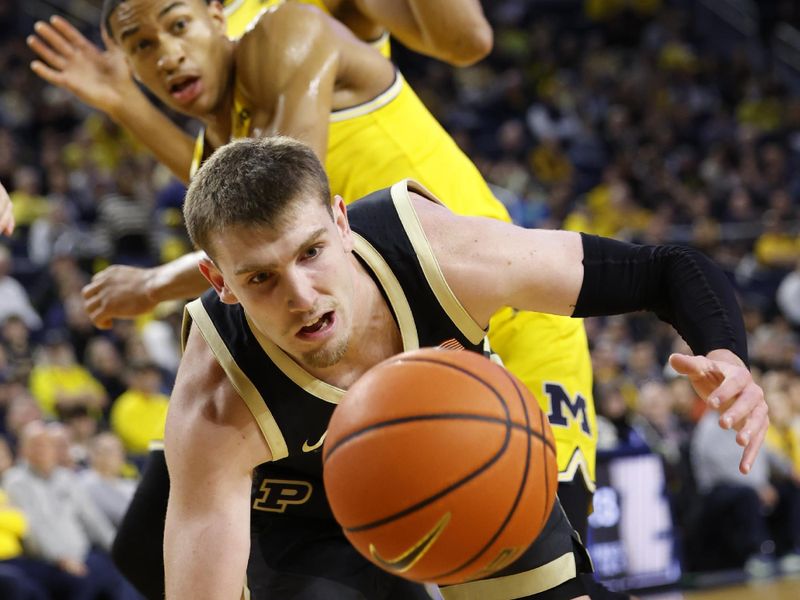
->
<box><xmin>30</xmin><ymin>0</ymin><xmax>601</xmax><ymax>538</ymax></box>
<box><xmin>163</xmin><ymin>136</ymin><xmax>766</xmax><ymax>600</ymax></box>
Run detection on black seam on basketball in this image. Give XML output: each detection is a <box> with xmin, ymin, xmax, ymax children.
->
<box><xmin>429</xmin><ymin>367</ymin><xmax>536</xmax><ymax>580</ymax></box>
<box><xmin>324</xmin><ymin>357</ymin><xmax>554</xmax><ymax>458</ymax></box>
<box><xmin>339</xmin><ymin>360</ymin><xmax>514</xmax><ymax>533</ymax></box>
<box><xmin>324</xmin><ymin>413</ymin><xmax>552</xmax><ymax>463</ymax></box>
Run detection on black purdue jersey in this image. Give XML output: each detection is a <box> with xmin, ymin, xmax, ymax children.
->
<box><xmin>183</xmin><ymin>180</ymin><xmax>489</xmax><ymax>521</ymax></box>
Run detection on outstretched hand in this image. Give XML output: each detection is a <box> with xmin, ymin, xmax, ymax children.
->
<box><xmin>669</xmin><ymin>349</ymin><xmax>768</xmax><ymax>475</ymax></box>
<box><xmin>82</xmin><ymin>264</ymin><xmax>159</xmax><ymax>330</ymax></box>
<box><xmin>27</xmin><ymin>16</ymin><xmax>137</xmax><ymax>116</ymax></box>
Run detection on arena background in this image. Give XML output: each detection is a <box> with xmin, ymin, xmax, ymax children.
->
<box><xmin>1</xmin><ymin>0</ymin><xmax>799</xmax><ymax>598</ymax></box>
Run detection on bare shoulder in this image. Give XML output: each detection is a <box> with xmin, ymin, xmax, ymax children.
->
<box><xmin>166</xmin><ymin>324</ymin><xmax>272</xmax><ymax>473</ymax></box>
<box><xmin>407</xmin><ymin>190</ymin><xmax>483</xmax><ymax>255</ymax></box>
<box><xmin>236</xmin><ymin>3</ymin><xmax>334</xmax><ymax>88</ymax></box>
<box><xmin>239</xmin><ymin>2</ymin><xmax>329</xmax><ymax>54</ymax></box>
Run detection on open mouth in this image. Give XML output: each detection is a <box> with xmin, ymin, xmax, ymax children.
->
<box><xmin>298</xmin><ymin>311</ymin><xmax>334</xmax><ymax>337</ymax></box>
<box><xmin>169</xmin><ymin>76</ymin><xmax>201</xmax><ymax>104</ymax></box>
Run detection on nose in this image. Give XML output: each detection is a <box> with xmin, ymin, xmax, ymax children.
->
<box><xmin>285</xmin><ymin>269</ymin><xmax>317</xmax><ymax>313</ymax></box>
<box><xmin>157</xmin><ymin>36</ymin><xmax>185</xmax><ymax>74</ymax></box>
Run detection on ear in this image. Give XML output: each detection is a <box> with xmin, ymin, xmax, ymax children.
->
<box><xmin>198</xmin><ymin>256</ymin><xmax>240</xmax><ymax>305</ymax></box>
<box><xmin>332</xmin><ymin>195</ymin><xmax>353</xmax><ymax>252</ymax></box>
<box><xmin>206</xmin><ymin>0</ymin><xmax>228</xmax><ymax>35</ymax></box>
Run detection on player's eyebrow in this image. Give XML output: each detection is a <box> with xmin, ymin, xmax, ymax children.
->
<box><xmin>234</xmin><ymin>228</ymin><xmax>327</xmax><ymax>276</ymax></box>
<box><xmin>119</xmin><ymin>1</ymin><xmax>186</xmax><ymax>42</ymax></box>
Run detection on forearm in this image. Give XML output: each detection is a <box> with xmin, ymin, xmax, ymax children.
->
<box><xmin>405</xmin><ymin>0</ymin><xmax>492</xmax><ymax>65</ymax></box>
<box><xmin>109</xmin><ymin>92</ymin><xmax>194</xmax><ymax>184</ymax></box>
<box><xmin>574</xmin><ymin>234</ymin><xmax>748</xmax><ymax>363</ymax></box>
<box><xmin>146</xmin><ymin>251</ymin><xmax>210</xmax><ymax>305</ymax></box>
<box><xmin>356</xmin><ymin>0</ymin><xmax>492</xmax><ymax>65</ymax></box>
<box><xmin>164</xmin><ymin>498</ymin><xmax>251</xmax><ymax>599</ymax></box>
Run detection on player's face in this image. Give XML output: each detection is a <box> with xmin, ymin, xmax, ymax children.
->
<box><xmin>111</xmin><ymin>0</ymin><xmax>230</xmax><ymax>118</ymax></box>
<box><xmin>204</xmin><ymin>195</ymin><xmax>357</xmax><ymax>370</ymax></box>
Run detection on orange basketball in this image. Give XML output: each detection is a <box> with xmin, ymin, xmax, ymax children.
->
<box><xmin>322</xmin><ymin>347</ymin><xmax>558</xmax><ymax>585</ymax></box>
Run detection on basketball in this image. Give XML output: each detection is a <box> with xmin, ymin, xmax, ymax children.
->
<box><xmin>322</xmin><ymin>347</ymin><xmax>558</xmax><ymax>585</ymax></box>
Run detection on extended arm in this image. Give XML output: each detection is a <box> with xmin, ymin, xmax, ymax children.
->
<box><xmin>28</xmin><ymin>17</ymin><xmax>195</xmax><ymax>182</ymax></box>
<box><xmin>414</xmin><ymin>195</ymin><xmax>767</xmax><ymax>473</ymax></box>
<box><xmin>164</xmin><ymin>325</ymin><xmax>271</xmax><ymax>600</ymax></box>
<box><xmin>82</xmin><ymin>251</ymin><xmax>208</xmax><ymax>329</ymax></box>
<box><xmin>351</xmin><ymin>0</ymin><xmax>493</xmax><ymax>65</ymax></box>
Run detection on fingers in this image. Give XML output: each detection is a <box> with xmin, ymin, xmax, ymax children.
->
<box><xmin>27</xmin><ymin>36</ymin><xmax>67</xmax><ymax>71</ymax></box>
<box><xmin>50</xmin><ymin>15</ymin><xmax>92</xmax><ymax>50</ymax></box>
<box><xmin>739</xmin><ymin>414</ymin><xmax>768</xmax><ymax>475</ymax></box>
<box><xmin>30</xmin><ymin>60</ymin><xmax>66</xmax><ymax>86</ymax></box>
<box><xmin>33</xmin><ymin>20</ymin><xmax>76</xmax><ymax>58</ymax></box>
<box><xmin>707</xmin><ymin>366</ymin><xmax>751</xmax><ymax>411</ymax></box>
<box><xmin>709</xmin><ymin>377</ymin><xmax>768</xmax><ymax>475</ymax></box>
<box><xmin>716</xmin><ymin>377</ymin><xmax>764</xmax><ymax>429</ymax></box>
<box><xmin>668</xmin><ymin>353</ymin><xmax>721</xmax><ymax>378</ymax></box>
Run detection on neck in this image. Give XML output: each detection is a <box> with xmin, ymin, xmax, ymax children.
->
<box><xmin>202</xmin><ymin>41</ymin><xmax>238</xmax><ymax>143</ymax></box>
<box><xmin>303</xmin><ymin>255</ymin><xmax>402</xmax><ymax>389</ymax></box>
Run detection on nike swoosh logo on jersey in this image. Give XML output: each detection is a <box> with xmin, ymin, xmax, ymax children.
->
<box><xmin>302</xmin><ymin>430</ymin><xmax>328</xmax><ymax>453</ymax></box>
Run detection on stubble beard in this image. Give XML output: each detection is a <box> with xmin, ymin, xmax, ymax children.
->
<box><xmin>302</xmin><ymin>336</ymin><xmax>349</xmax><ymax>369</ymax></box>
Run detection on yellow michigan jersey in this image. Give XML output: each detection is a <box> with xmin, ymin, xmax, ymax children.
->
<box><xmin>202</xmin><ymin>0</ymin><xmax>598</xmax><ymax>490</ymax></box>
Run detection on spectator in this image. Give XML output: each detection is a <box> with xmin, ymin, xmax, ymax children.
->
<box><xmin>109</xmin><ymin>362</ymin><xmax>168</xmax><ymax>458</ymax></box>
<box><xmin>28</xmin><ymin>329</ymin><xmax>106</xmax><ymax>419</ymax></box>
<box><xmin>0</xmin><ymin>246</ymin><xmax>41</xmax><ymax>331</ymax></box>
<box><xmin>83</xmin><ymin>337</ymin><xmax>126</xmax><ymax>405</ymax></box>
<box><xmin>0</xmin><ymin>316</ymin><xmax>33</xmax><ymax>382</ymax></box>
<box><xmin>3</xmin><ymin>421</ymin><xmax>140</xmax><ymax>599</ymax></box>
<box><xmin>79</xmin><ymin>433</ymin><xmax>137</xmax><ymax>528</ymax></box>
<box><xmin>689</xmin><ymin>410</ymin><xmax>798</xmax><ymax>576</ymax></box>
<box><xmin>0</xmin><ymin>486</ymin><xmax>47</xmax><ymax>600</ymax></box>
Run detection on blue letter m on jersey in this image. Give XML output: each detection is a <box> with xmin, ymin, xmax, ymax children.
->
<box><xmin>545</xmin><ymin>383</ymin><xmax>592</xmax><ymax>436</ymax></box>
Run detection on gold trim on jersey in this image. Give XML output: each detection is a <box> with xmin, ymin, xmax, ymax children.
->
<box><xmin>185</xmin><ymin>298</ymin><xmax>289</xmax><ymax>461</ymax></box>
<box><xmin>557</xmin><ymin>447</ymin><xmax>597</xmax><ymax>492</ymax></box>
<box><xmin>242</xmin><ymin>232</ymin><xmax>419</xmax><ymax>404</ymax></box>
<box><xmin>189</xmin><ymin>129</ymin><xmax>205</xmax><ymax>180</ymax></box>
<box><xmin>368</xmin><ymin>30</ymin><xmax>391</xmax><ymax>57</ymax></box>
<box><xmin>147</xmin><ymin>440</ymin><xmax>165</xmax><ymax>452</ymax></box>
<box><xmin>440</xmin><ymin>552</ymin><xmax>576</xmax><ymax>600</ymax></box>
<box><xmin>391</xmin><ymin>179</ymin><xmax>486</xmax><ymax>345</ymax></box>
<box><xmin>329</xmin><ymin>71</ymin><xmax>403</xmax><ymax>123</ymax></box>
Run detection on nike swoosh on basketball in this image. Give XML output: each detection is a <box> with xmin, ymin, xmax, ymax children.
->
<box><xmin>370</xmin><ymin>512</ymin><xmax>451</xmax><ymax>573</ymax></box>
<box><xmin>302</xmin><ymin>431</ymin><xmax>327</xmax><ymax>453</ymax></box>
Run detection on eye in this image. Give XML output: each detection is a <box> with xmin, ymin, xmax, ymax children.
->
<box><xmin>303</xmin><ymin>246</ymin><xmax>322</xmax><ymax>260</ymax></box>
<box><xmin>132</xmin><ymin>39</ymin><xmax>152</xmax><ymax>54</ymax></box>
<box><xmin>248</xmin><ymin>272</ymin><xmax>272</xmax><ymax>285</ymax></box>
<box><xmin>172</xmin><ymin>18</ymin><xmax>188</xmax><ymax>34</ymax></box>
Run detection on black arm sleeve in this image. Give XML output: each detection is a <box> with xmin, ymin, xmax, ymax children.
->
<box><xmin>574</xmin><ymin>233</ymin><xmax>748</xmax><ymax>365</ymax></box>
<box><xmin>111</xmin><ymin>447</ymin><xmax>169</xmax><ymax>600</ymax></box>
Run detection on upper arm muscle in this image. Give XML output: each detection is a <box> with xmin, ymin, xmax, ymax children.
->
<box><xmin>410</xmin><ymin>194</ymin><xmax>585</xmax><ymax>325</ymax></box>
<box><xmin>164</xmin><ymin>325</ymin><xmax>271</xmax><ymax>599</ymax></box>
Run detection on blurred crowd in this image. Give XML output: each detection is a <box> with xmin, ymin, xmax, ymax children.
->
<box><xmin>0</xmin><ymin>0</ymin><xmax>799</xmax><ymax>596</ymax></box>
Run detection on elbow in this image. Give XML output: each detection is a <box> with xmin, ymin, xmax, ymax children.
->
<box><xmin>439</xmin><ymin>25</ymin><xmax>494</xmax><ymax>66</ymax></box>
